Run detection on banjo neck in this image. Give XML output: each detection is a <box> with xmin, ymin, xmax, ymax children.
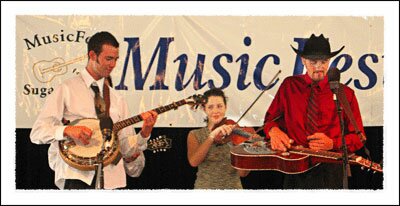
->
<box><xmin>113</xmin><ymin>99</ymin><xmax>188</xmax><ymax>132</ymax></box>
<box><xmin>59</xmin><ymin>94</ymin><xmax>203</xmax><ymax>171</ymax></box>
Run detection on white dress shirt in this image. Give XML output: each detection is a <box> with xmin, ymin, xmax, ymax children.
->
<box><xmin>30</xmin><ymin>68</ymin><xmax>149</xmax><ymax>189</ymax></box>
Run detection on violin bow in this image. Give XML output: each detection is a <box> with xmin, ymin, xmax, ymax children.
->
<box><xmin>235</xmin><ymin>70</ymin><xmax>282</xmax><ymax>125</ymax></box>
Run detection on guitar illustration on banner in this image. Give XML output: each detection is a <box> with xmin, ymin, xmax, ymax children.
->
<box><xmin>32</xmin><ymin>55</ymin><xmax>86</xmax><ymax>83</ymax></box>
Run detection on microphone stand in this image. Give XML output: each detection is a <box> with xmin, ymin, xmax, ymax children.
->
<box><xmin>336</xmin><ymin>86</ymin><xmax>373</xmax><ymax>167</ymax></box>
<box><xmin>94</xmin><ymin>141</ymin><xmax>106</xmax><ymax>189</ymax></box>
<box><xmin>95</xmin><ymin>126</ymin><xmax>112</xmax><ymax>189</ymax></box>
<box><xmin>333</xmin><ymin>89</ymin><xmax>350</xmax><ymax>189</ymax></box>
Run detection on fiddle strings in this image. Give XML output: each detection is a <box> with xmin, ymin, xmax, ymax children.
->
<box><xmin>232</xmin><ymin>128</ymin><xmax>263</xmax><ymax>140</ymax></box>
<box><xmin>232</xmin><ymin>128</ymin><xmax>253</xmax><ymax>138</ymax></box>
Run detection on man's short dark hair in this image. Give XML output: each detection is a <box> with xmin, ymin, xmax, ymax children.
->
<box><xmin>87</xmin><ymin>31</ymin><xmax>119</xmax><ymax>56</ymax></box>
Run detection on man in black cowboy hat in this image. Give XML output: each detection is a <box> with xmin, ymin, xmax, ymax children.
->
<box><xmin>262</xmin><ymin>34</ymin><xmax>365</xmax><ymax>189</ymax></box>
<box><xmin>291</xmin><ymin>34</ymin><xmax>345</xmax><ymax>82</ymax></box>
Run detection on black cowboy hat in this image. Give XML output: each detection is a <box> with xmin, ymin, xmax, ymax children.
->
<box><xmin>291</xmin><ymin>34</ymin><xmax>345</xmax><ymax>60</ymax></box>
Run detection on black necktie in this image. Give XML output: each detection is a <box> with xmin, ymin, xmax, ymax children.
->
<box><xmin>90</xmin><ymin>83</ymin><xmax>106</xmax><ymax>119</ymax></box>
<box><xmin>305</xmin><ymin>82</ymin><xmax>319</xmax><ymax>136</ymax></box>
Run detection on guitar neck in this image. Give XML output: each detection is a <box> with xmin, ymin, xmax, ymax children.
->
<box><xmin>113</xmin><ymin>99</ymin><xmax>187</xmax><ymax>131</ymax></box>
<box><xmin>291</xmin><ymin>146</ymin><xmax>383</xmax><ymax>173</ymax></box>
<box><xmin>348</xmin><ymin>155</ymin><xmax>383</xmax><ymax>173</ymax></box>
<box><xmin>291</xmin><ymin>146</ymin><xmax>342</xmax><ymax>160</ymax></box>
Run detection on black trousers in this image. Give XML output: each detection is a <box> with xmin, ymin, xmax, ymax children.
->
<box><xmin>283</xmin><ymin>163</ymin><xmax>343</xmax><ymax>189</ymax></box>
<box><xmin>64</xmin><ymin>179</ymin><xmax>95</xmax><ymax>189</ymax></box>
<box><xmin>241</xmin><ymin>170</ymin><xmax>284</xmax><ymax>189</ymax></box>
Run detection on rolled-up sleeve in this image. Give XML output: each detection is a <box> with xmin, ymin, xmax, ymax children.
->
<box><xmin>263</xmin><ymin>80</ymin><xmax>285</xmax><ymax>139</ymax></box>
<box><xmin>30</xmin><ymin>84</ymin><xmax>68</xmax><ymax>144</ymax></box>
<box><xmin>122</xmin><ymin>133</ymin><xmax>150</xmax><ymax>177</ymax></box>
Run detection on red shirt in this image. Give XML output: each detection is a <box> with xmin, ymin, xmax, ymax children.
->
<box><xmin>263</xmin><ymin>74</ymin><xmax>364</xmax><ymax>153</ymax></box>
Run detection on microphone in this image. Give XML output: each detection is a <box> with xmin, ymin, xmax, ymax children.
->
<box><xmin>328</xmin><ymin>67</ymin><xmax>341</xmax><ymax>93</ymax></box>
<box><xmin>100</xmin><ymin>117</ymin><xmax>113</xmax><ymax>142</ymax></box>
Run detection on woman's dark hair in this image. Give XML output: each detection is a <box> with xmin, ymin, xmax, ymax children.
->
<box><xmin>202</xmin><ymin>88</ymin><xmax>227</xmax><ymax>123</ymax></box>
<box><xmin>87</xmin><ymin>31</ymin><xmax>119</xmax><ymax>56</ymax></box>
<box><xmin>202</xmin><ymin>88</ymin><xmax>227</xmax><ymax>106</ymax></box>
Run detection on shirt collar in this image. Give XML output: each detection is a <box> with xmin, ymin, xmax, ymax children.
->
<box><xmin>303</xmin><ymin>73</ymin><xmax>329</xmax><ymax>89</ymax></box>
<box><xmin>81</xmin><ymin>68</ymin><xmax>105</xmax><ymax>94</ymax></box>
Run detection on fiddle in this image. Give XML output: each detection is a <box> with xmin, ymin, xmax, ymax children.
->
<box><xmin>211</xmin><ymin>117</ymin><xmax>263</xmax><ymax>145</ymax></box>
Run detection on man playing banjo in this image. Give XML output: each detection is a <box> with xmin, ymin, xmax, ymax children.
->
<box><xmin>30</xmin><ymin>31</ymin><xmax>158</xmax><ymax>189</ymax></box>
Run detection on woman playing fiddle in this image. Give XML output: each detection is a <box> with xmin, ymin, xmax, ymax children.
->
<box><xmin>187</xmin><ymin>88</ymin><xmax>249</xmax><ymax>189</ymax></box>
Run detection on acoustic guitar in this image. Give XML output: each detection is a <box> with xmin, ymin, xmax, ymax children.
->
<box><xmin>230</xmin><ymin>141</ymin><xmax>383</xmax><ymax>174</ymax></box>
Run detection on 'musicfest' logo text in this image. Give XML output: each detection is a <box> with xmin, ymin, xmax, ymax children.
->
<box><xmin>23</xmin><ymin>32</ymin><xmax>381</xmax><ymax>94</ymax></box>
<box><xmin>114</xmin><ymin>36</ymin><xmax>380</xmax><ymax>91</ymax></box>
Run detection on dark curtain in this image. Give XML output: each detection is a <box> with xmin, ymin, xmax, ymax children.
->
<box><xmin>16</xmin><ymin>127</ymin><xmax>383</xmax><ymax>189</ymax></box>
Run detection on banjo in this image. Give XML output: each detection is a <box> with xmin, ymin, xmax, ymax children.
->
<box><xmin>59</xmin><ymin>94</ymin><xmax>203</xmax><ymax>171</ymax></box>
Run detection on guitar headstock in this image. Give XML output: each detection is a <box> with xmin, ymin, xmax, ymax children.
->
<box><xmin>147</xmin><ymin>135</ymin><xmax>172</xmax><ymax>153</ymax></box>
<box><xmin>185</xmin><ymin>94</ymin><xmax>204</xmax><ymax>110</ymax></box>
<box><xmin>350</xmin><ymin>155</ymin><xmax>383</xmax><ymax>173</ymax></box>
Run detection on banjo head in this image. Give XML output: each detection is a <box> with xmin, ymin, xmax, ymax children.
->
<box><xmin>59</xmin><ymin>118</ymin><xmax>120</xmax><ymax>171</ymax></box>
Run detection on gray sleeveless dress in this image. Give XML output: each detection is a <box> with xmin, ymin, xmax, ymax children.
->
<box><xmin>190</xmin><ymin>127</ymin><xmax>242</xmax><ymax>189</ymax></box>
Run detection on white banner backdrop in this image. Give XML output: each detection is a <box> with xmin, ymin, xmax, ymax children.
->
<box><xmin>15</xmin><ymin>16</ymin><xmax>383</xmax><ymax>128</ymax></box>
